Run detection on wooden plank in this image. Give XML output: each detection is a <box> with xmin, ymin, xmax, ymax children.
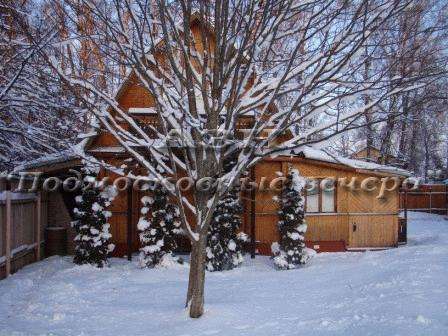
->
<box><xmin>5</xmin><ymin>191</ymin><xmax>11</xmax><ymax>276</ymax></box>
<box><xmin>348</xmin><ymin>214</ymin><xmax>397</xmax><ymax>248</ymax></box>
<box><xmin>0</xmin><ymin>204</ymin><xmax>4</xmax><ymax>258</ymax></box>
<box><xmin>399</xmin><ymin>184</ymin><xmax>448</xmax><ymax>214</ymax></box>
<box><xmin>306</xmin><ymin>215</ymin><xmax>349</xmax><ymax>242</ymax></box>
<box><xmin>250</xmin><ymin>167</ymin><xmax>256</xmax><ymax>259</ymax></box>
<box><xmin>446</xmin><ymin>184</ymin><xmax>448</xmax><ymax>217</ymax></box>
<box><xmin>127</xmin><ymin>187</ymin><xmax>133</xmax><ymax>261</ymax></box>
<box><xmin>36</xmin><ymin>192</ymin><xmax>41</xmax><ymax>261</ymax></box>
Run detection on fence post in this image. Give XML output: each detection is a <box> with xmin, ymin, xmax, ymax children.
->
<box><xmin>404</xmin><ymin>188</ymin><xmax>408</xmax><ymax>224</ymax></box>
<box><xmin>429</xmin><ymin>187</ymin><xmax>432</xmax><ymax>214</ymax></box>
<box><xmin>36</xmin><ymin>192</ymin><xmax>41</xmax><ymax>261</ymax></box>
<box><xmin>5</xmin><ymin>190</ymin><xmax>12</xmax><ymax>277</ymax></box>
<box><xmin>445</xmin><ymin>184</ymin><xmax>448</xmax><ymax>218</ymax></box>
<box><xmin>250</xmin><ymin>167</ymin><xmax>256</xmax><ymax>259</ymax></box>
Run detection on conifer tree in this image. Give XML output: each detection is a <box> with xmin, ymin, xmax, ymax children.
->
<box><xmin>206</xmin><ymin>159</ymin><xmax>247</xmax><ymax>272</ymax></box>
<box><xmin>72</xmin><ymin>178</ymin><xmax>116</xmax><ymax>267</ymax></box>
<box><xmin>138</xmin><ymin>183</ymin><xmax>182</xmax><ymax>268</ymax></box>
<box><xmin>272</xmin><ymin>168</ymin><xmax>313</xmax><ymax>270</ymax></box>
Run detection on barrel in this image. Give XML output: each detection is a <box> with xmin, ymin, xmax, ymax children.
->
<box><xmin>45</xmin><ymin>227</ymin><xmax>67</xmax><ymax>256</ymax></box>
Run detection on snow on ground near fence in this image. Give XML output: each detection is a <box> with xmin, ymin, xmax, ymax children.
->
<box><xmin>0</xmin><ymin>212</ymin><xmax>447</xmax><ymax>336</ymax></box>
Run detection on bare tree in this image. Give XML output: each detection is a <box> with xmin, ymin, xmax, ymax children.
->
<box><xmin>0</xmin><ymin>0</ymin><xmax>84</xmax><ymax>171</ymax></box>
<box><xmin>32</xmin><ymin>0</ymin><xmax>440</xmax><ymax>317</ymax></box>
<box><xmin>347</xmin><ymin>0</ymin><xmax>448</xmax><ymax>171</ymax></box>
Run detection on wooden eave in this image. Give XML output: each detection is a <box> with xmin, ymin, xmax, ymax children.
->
<box><xmin>24</xmin><ymin>158</ymin><xmax>83</xmax><ymax>174</ymax></box>
<box><xmin>264</xmin><ymin>156</ymin><xmax>406</xmax><ymax>178</ymax></box>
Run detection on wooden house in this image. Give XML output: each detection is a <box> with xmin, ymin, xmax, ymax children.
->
<box><xmin>245</xmin><ymin>149</ymin><xmax>409</xmax><ymax>255</ymax></box>
<box><xmin>17</xmin><ymin>142</ymin><xmax>410</xmax><ymax>258</ymax></box>
<box><xmin>351</xmin><ymin>143</ymin><xmax>404</xmax><ymax>167</ymax></box>
<box><xmin>15</xmin><ymin>18</ymin><xmax>411</xmax><ymax>258</ymax></box>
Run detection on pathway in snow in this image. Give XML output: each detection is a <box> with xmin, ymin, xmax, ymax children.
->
<box><xmin>0</xmin><ymin>212</ymin><xmax>447</xmax><ymax>336</ymax></box>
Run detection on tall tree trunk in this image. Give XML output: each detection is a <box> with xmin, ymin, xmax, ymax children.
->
<box><xmin>379</xmin><ymin>95</ymin><xmax>398</xmax><ymax>165</ymax></box>
<box><xmin>363</xmin><ymin>44</ymin><xmax>373</xmax><ymax>160</ymax></box>
<box><xmin>398</xmin><ymin>92</ymin><xmax>410</xmax><ymax>159</ymax></box>
<box><xmin>186</xmin><ymin>235</ymin><xmax>207</xmax><ymax>318</ymax></box>
<box><xmin>423</xmin><ymin>127</ymin><xmax>430</xmax><ymax>182</ymax></box>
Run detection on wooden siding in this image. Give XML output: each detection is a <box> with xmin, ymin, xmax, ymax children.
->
<box><xmin>306</xmin><ymin>215</ymin><xmax>349</xmax><ymax>242</ymax></box>
<box><xmin>250</xmin><ymin>158</ymin><xmax>400</xmax><ymax>253</ymax></box>
<box><xmin>77</xmin><ymin>155</ymin><xmax>402</xmax><ymax>257</ymax></box>
<box><xmin>348</xmin><ymin>215</ymin><xmax>398</xmax><ymax>248</ymax></box>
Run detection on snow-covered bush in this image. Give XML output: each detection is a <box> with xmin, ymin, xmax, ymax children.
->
<box><xmin>206</xmin><ymin>172</ymin><xmax>247</xmax><ymax>272</ymax></box>
<box><xmin>72</xmin><ymin>178</ymin><xmax>116</xmax><ymax>267</ymax></box>
<box><xmin>272</xmin><ymin>168</ymin><xmax>314</xmax><ymax>270</ymax></box>
<box><xmin>138</xmin><ymin>184</ymin><xmax>182</xmax><ymax>268</ymax></box>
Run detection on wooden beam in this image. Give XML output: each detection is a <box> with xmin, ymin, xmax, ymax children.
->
<box><xmin>27</xmin><ymin>159</ymin><xmax>82</xmax><ymax>174</ymax></box>
<box><xmin>5</xmin><ymin>188</ymin><xmax>12</xmax><ymax>276</ymax></box>
<box><xmin>429</xmin><ymin>186</ymin><xmax>432</xmax><ymax>214</ymax></box>
<box><xmin>36</xmin><ymin>192</ymin><xmax>42</xmax><ymax>261</ymax></box>
<box><xmin>264</xmin><ymin>156</ymin><xmax>406</xmax><ymax>178</ymax></box>
<box><xmin>250</xmin><ymin>168</ymin><xmax>256</xmax><ymax>259</ymax></box>
<box><xmin>445</xmin><ymin>184</ymin><xmax>448</xmax><ymax>218</ymax></box>
<box><xmin>404</xmin><ymin>188</ymin><xmax>408</xmax><ymax>224</ymax></box>
<box><xmin>126</xmin><ymin>188</ymin><xmax>133</xmax><ymax>261</ymax></box>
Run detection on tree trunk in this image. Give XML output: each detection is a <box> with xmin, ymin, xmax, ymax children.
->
<box><xmin>186</xmin><ymin>234</ymin><xmax>207</xmax><ymax>318</ymax></box>
<box><xmin>379</xmin><ymin>102</ymin><xmax>397</xmax><ymax>165</ymax></box>
<box><xmin>398</xmin><ymin>93</ymin><xmax>410</xmax><ymax>159</ymax></box>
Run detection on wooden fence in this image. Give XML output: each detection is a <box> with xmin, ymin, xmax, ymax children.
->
<box><xmin>0</xmin><ymin>190</ymin><xmax>48</xmax><ymax>279</ymax></box>
<box><xmin>400</xmin><ymin>184</ymin><xmax>448</xmax><ymax>215</ymax></box>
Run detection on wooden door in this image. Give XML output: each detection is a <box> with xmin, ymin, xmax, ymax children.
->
<box><xmin>349</xmin><ymin>215</ymin><xmax>398</xmax><ymax>248</ymax></box>
<box><xmin>253</xmin><ymin>161</ymin><xmax>283</xmax><ymax>254</ymax></box>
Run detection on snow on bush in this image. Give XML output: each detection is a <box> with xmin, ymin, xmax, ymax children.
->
<box><xmin>272</xmin><ymin>168</ymin><xmax>314</xmax><ymax>270</ymax></box>
<box><xmin>156</xmin><ymin>254</ymin><xmax>186</xmax><ymax>269</ymax></box>
<box><xmin>138</xmin><ymin>184</ymin><xmax>182</xmax><ymax>268</ymax></box>
<box><xmin>206</xmin><ymin>159</ymin><xmax>247</xmax><ymax>272</ymax></box>
<box><xmin>71</xmin><ymin>179</ymin><xmax>116</xmax><ymax>268</ymax></box>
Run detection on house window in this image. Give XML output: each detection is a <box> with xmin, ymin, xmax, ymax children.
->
<box><xmin>321</xmin><ymin>188</ymin><xmax>335</xmax><ymax>212</ymax></box>
<box><xmin>306</xmin><ymin>181</ymin><xmax>319</xmax><ymax>212</ymax></box>
<box><xmin>305</xmin><ymin>179</ymin><xmax>336</xmax><ymax>213</ymax></box>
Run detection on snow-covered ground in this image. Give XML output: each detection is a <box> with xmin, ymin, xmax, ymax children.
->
<box><xmin>1</xmin><ymin>212</ymin><xmax>448</xmax><ymax>336</ymax></box>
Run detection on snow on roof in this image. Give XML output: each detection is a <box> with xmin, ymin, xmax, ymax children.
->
<box><xmin>128</xmin><ymin>107</ymin><xmax>157</xmax><ymax>115</ymax></box>
<box><xmin>292</xmin><ymin>146</ymin><xmax>411</xmax><ymax>177</ymax></box>
<box><xmin>351</xmin><ymin>139</ymin><xmax>379</xmax><ymax>153</ymax></box>
<box><xmin>13</xmin><ymin>148</ymin><xmax>81</xmax><ymax>172</ymax></box>
<box><xmin>88</xmin><ymin>146</ymin><xmax>127</xmax><ymax>153</ymax></box>
<box><xmin>77</xmin><ymin>132</ymin><xmax>98</xmax><ymax>140</ymax></box>
<box><xmin>13</xmin><ymin>139</ymin><xmax>89</xmax><ymax>172</ymax></box>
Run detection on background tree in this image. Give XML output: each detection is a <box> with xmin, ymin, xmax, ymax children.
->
<box><xmin>0</xmin><ymin>0</ymin><xmax>85</xmax><ymax>172</ymax></box>
<box><xmin>342</xmin><ymin>0</ymin><xmax>448</xmax><ymax>179</ymax></box>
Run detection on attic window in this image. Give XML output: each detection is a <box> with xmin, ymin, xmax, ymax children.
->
<box><xmin>128</xmin><ymin>107</ymin><xmax>156</xmax><ymax>115</ymax></box>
